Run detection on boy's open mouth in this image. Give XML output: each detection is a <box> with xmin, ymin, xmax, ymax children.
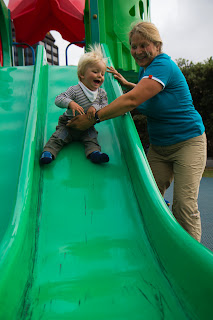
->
<box><xmin>94</xmin><ymin>80</ymin><xmax>100</xmax><ymax>84</ymax></box>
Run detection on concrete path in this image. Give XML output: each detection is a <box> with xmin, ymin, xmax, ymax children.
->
<box><xmin>165</xmin><ymin>177</ymin><xmax>213</xmax><ymax>251</ymax></box>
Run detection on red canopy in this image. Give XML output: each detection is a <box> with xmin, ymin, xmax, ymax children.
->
<box><xmin>8</xmin><ymin>0</ymin><xmax>85</xmax><ymax>45</ymax></box>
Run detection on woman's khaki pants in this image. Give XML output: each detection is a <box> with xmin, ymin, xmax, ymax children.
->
<box><xmin>147</xmin><ymin>133</ymin><xmax>207</xmax><ymax>242</ymax></box>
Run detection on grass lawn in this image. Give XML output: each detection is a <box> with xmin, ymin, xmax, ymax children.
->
<box><xmin>203</xmin><ymin>168</ymin><xmax>213</xmax><ymax>178</ymax></box>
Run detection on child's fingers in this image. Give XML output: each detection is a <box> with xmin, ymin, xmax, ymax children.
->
<box><xmin>87</xmin><ymin>113</ymin><xmax>92</xmax><ymax>120</ymax></box>
<box><xmin>72</xmin><ymin>106</ymin><xmax>85</xmax><ymax>116</ymax></box>
<box><xmin>78</xmin><ymin>108</ymin><xmax>85</xmax><ymax>115</ymax></box>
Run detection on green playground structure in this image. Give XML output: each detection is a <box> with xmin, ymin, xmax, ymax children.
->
<box><xmin>0</xmin><ymin>0</ymin><xmax>213</xmax><ymax>319</ymax></box>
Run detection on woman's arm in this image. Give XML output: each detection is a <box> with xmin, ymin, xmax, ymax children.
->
<box><xmin>98</xmin><ymin>78</ymin><xmax>162</xmax><ymax>121</ymax></box>
<box><xmin>67</xmin><ymin>78</ymin><xmax>162</xmax><ymax>130</ymax></box>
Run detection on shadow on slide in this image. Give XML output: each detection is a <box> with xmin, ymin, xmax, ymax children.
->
<box><xmin>0</xmin><ymin>45</ymin><xmax>213</xmax><ymax>319</ymax></box>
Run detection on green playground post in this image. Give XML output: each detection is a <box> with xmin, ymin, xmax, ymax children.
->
<box><xmin>85</xmin><ymin>0</ymin><xmax>150</xmax><ymax>71</ymax></box>
<box><xmin>0</xmin><ymin>0</ymin><xmax>12</xmax><ymax>67</ymax></box>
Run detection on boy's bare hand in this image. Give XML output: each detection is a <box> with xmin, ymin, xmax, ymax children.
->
<box><xmin>68</xmin><ymin>101</ymin><xmax>85</xmax><ymax>116</ymax></box>
<box><xmin>87</xmin><ymin>106</ymin><xmax>96</xmax><ymax>120</ymax></box>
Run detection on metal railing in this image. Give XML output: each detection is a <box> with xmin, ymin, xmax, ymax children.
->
<box><xmin>65</xmin><ymin>41</ymin><xmax>85</xmax><ymax>66</ymax></box>
<box><xmin>12</xmin><ymin>42</ymin><xmax>35</xmax><ymax>65</ymax></box>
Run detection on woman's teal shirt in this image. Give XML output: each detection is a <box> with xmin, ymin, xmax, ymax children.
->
<box><xmin>137</xmin><ymin>53</ymin><xmax>205</xmax><ymax>146</ymax></box>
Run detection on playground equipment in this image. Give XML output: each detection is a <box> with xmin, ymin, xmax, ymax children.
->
<box><xmin>0</xmin><ymin>0</ymin><xmax>213</xmax><ymax>319</ymax></box>
<box><xmin>8</xmin><ymin>0</ymin><xmax>85</xmax><ymax>45</ymax></box>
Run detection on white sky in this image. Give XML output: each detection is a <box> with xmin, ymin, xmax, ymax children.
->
<box><xmin>151</xmin><ymin>0</ymin><xmax>213</xmax><ymax>64</ymax></box>
<box><xmin>3</xmin><ymin>0</ymin><xmax>213</xmax><ymax>66</ymax></box>
<box><xmin>50</xmin><ymin>31</ymin><xmax>84</xmax><ymax>66</ymax></box>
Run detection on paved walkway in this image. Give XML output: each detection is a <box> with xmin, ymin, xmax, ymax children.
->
<box><xmin>165</xmin><ymin>177</ymin><xmax>213</xmax><ymax>251</ymax></box>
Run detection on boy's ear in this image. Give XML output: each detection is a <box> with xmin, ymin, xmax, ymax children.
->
<box><xmin>79</xmin><ymin>74</ymin><xmax>84</xmax><ymax>80</ymax></box>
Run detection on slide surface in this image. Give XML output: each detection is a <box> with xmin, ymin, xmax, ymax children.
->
<box><xmin>0</xmin><ymin>46</ymin><xmax>213</xmax><ymax>320</ymax></box>
<box><xmin>24</xmin><ymin>66</ymin><xmax>185</xmax><ymax>319</ymax></box>
<box><xmin>0</xmin><ymin>65</ymin><xmax>34</xmax><ymax>242</ymax></box>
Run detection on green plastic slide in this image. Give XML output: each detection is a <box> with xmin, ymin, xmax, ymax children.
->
<box><xmin>0</xmin><ymin>44</ymin><xmax>213</xmax><ymax>319</ymax></box>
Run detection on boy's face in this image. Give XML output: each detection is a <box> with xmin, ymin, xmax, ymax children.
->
<box><xmin>80</xmin><ymin>61</ymin><xmax>106</xmax><ymax>91</ymax></box>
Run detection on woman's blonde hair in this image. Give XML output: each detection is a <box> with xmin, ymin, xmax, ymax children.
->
<box><xmin>129</xmin><ymin>21</ymin><xmax>163</xmax><ymax>53</ymax></box>
<box><xmin>77</xmin><ymin>44</ymin><xmax>107</xmax><ymax>79</ymax></box>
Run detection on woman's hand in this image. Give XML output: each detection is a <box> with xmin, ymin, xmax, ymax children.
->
<box><xmin>68</xmin><ymin>101</ymin><xmax>85</xmax><ymax>116</ymax></box>
<box><xmin>107</xmin><ymin>66</ymin><xmax>136</xmax><ymax>90</ymax></box>
<box><xmin>107</xmin><ymin>66</ymin><xmax>128</xmax><ymax>86</ymax></box>
<box><xmin>66</xmin><ymin>114</ymin><xmax>96</xmax><ymax>131</ymax></box>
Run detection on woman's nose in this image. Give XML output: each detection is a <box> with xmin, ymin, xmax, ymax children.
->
<box><xmin>136</xmin><ymin>47</ymin><xmax>143</xmax><ymax>54</ymax></box>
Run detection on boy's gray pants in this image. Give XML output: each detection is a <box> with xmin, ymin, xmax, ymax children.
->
<box><xmin>43</xmin><ymin>114</ymin><xmax>101</xmax><ymax>159</ymax></box>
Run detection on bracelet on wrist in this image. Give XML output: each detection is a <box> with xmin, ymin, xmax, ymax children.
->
<box><xmin>95</xmin><ymin>112</ymin><xmax>101</xmax><ymax>123</ymax></box>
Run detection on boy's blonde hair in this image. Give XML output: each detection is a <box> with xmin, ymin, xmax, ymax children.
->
<box><xmin>129</xmin><ymin>21</ymin><xmax>163</xmax><ymax>53</ymax></box>
<box><xmin>77</xmin><ymin>44</ymin><xmax>107</xmax><ymax>80</ymax></box>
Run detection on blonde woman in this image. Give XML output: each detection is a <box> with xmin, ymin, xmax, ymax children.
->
<box><xmin>68</xmin><ymin>22</ymin><xmax>206</xmax><ymax>242</ymax></box>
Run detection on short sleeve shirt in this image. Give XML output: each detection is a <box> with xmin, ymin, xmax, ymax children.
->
<box><xmin>136</xmin><ymin>53</ymin><xmax>205</xmax><ymax>146</ymax></box>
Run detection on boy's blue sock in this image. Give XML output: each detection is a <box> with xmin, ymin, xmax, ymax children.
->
<box><xmin>40</xmin><ymin>151</ymin><xmax>53</xmax><ymax>164</ymax></box>
<box><xmin>164</xmin><ymin>199</ymin><xmax>170</xmax><ymax>207</ymax></box>
<box><xmin>89</xmin><ymin>151</ymin><xmax>109</xmax><ymax>164</ymax></box>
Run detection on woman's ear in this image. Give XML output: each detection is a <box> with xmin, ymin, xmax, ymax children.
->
<box><xmin>156</xmin><ymin>42</ymin><xmax>161</xmax><ymax>53</ymax></box>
